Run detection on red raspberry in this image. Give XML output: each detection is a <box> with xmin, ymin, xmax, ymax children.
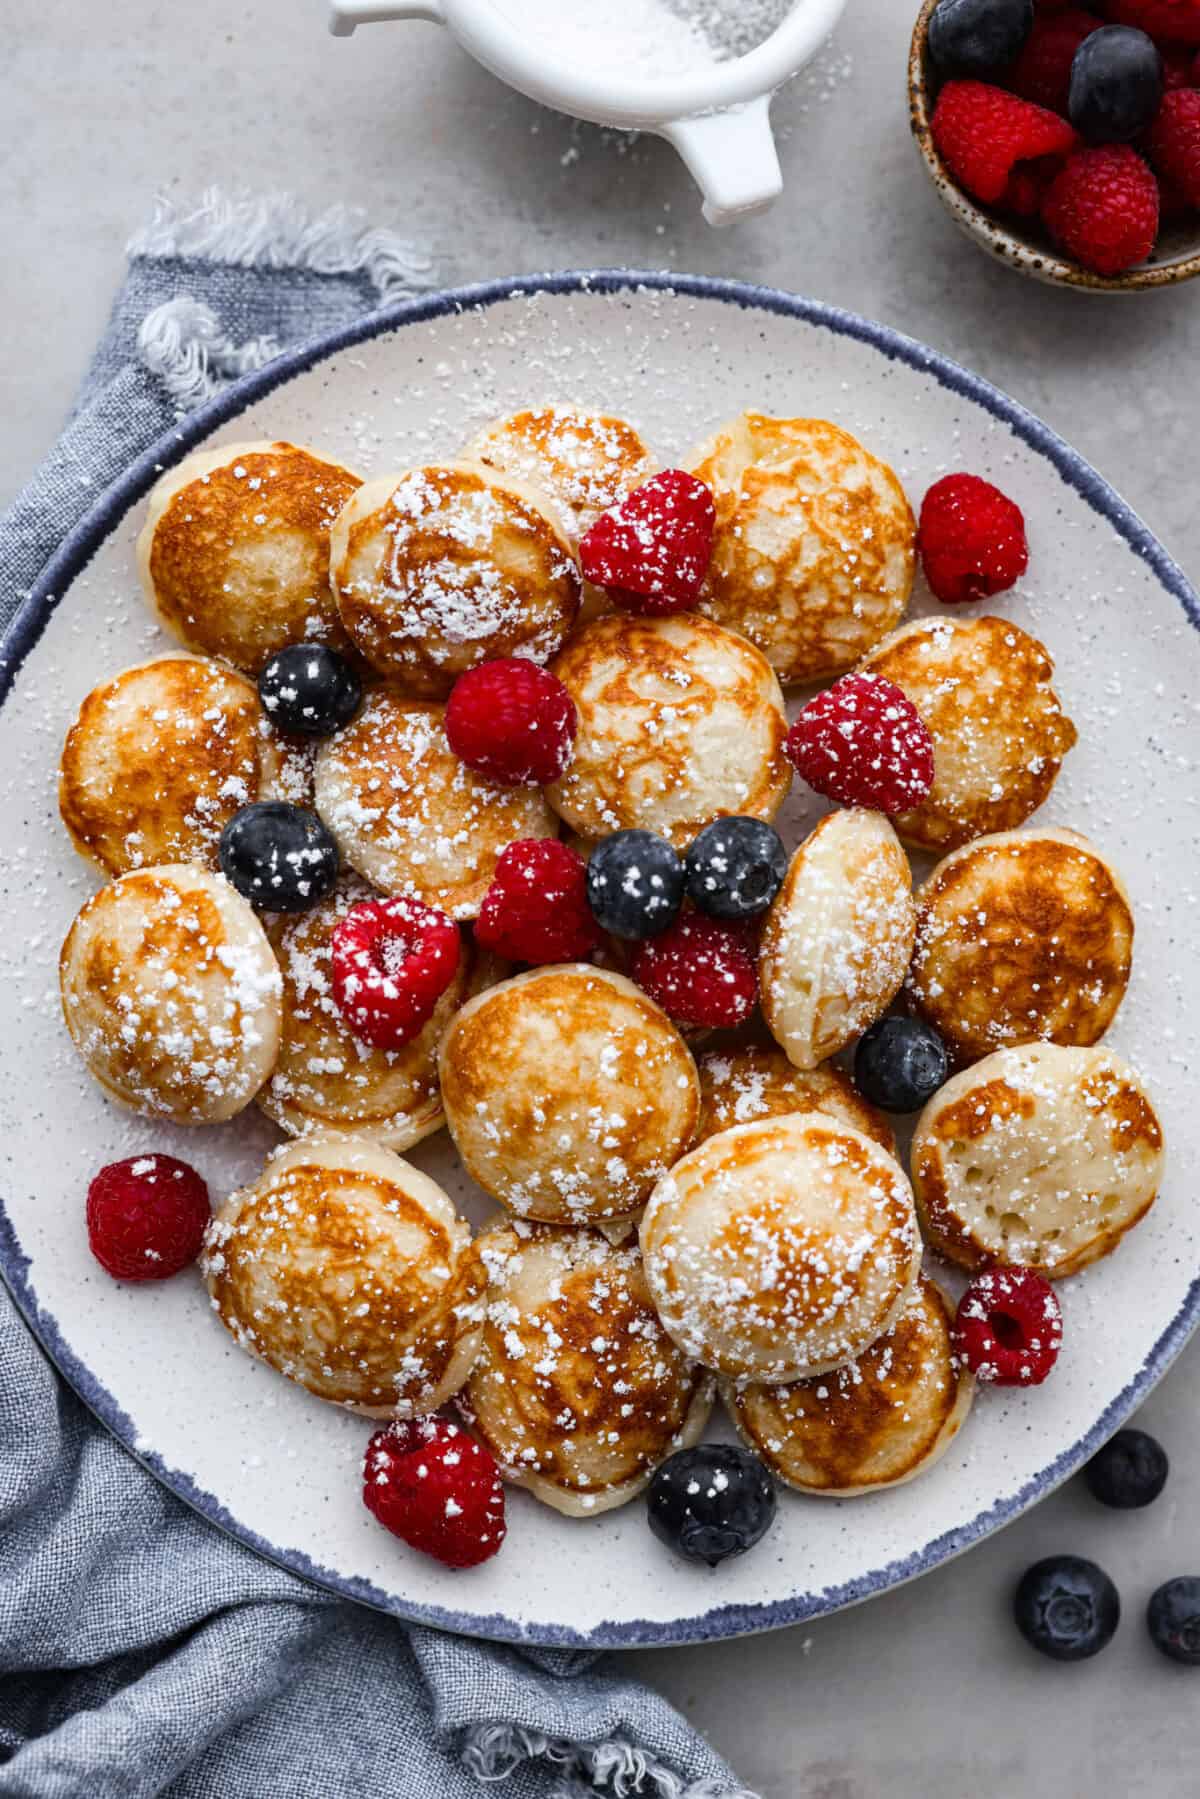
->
<box><xmin>785</xmin><ymin>673</ymin><xmax>935</xmax><ymax>814</ymax></box>
<box><xmin>330</xmin><ymin>895</ymin><xmax>460</xmax><ymax>1050</ymax></box>
<box><xmin>631</xmin><ymin>912</ymin><xmax>757</xmax><ymax>1030</ymax></box>
<box><xmin>952</xmin><ymin>1266</ymin><xmax>1064</xmax><ymax>1386</ymax></box>
<box><xmin>931</xmin><ymin>80</ymin><xmax>1078</xmax><ymax>205</ymax></box>
<box><xmin>87</xmin><ymin>1154</ymin><xmax>210</xmax><ymax>1282</ymax></box>
<box><xmin>445</xmin><ymin>659</ymin><xmax>577</xmax><ymax>788</ymax></box>
<box><xmin>1147</xmin><ymin>88</ymin><xmax>1200</xmax><ymax>207</ymax></box>
<box><xmin>475</xmin><ymin>839</ymin><xmax>601</xmax><ymax>965</ymax></box>
<box><xmin>1042</xmin><ymin>144</ymin><xmax>1160</xmax><ymax>273</ymax></box>
<box><xmin>1000</xmin><ymin>153</ymin><xmax>1067</xmax><ymax>213</ymax></box>
<box><xmin>579</xmin><ymin>470</ymin><xmax>716</xmax><ymax>616</ymax></box>
<box><xmin>1102</xmin><ymin>0</ymin><xmax>1200</xmax><ymax>44</ymax></box>
<box><xmin>1009</xmin><ymin>10</ymin><xmax>1101</xmax><ymax>113</ymax></box>
<box><xmin>363</xmin><ymin>1417</ymin><xmax>506</xmax><ymax>1569</ymax></box>
<box><xmin>918</xmin><ymin>474</ymin><xmax>1030</xmax><ymax>605</ymax></box>
<box><xmin>1159</xmin><ymin>42</ymin><xmax>1197</xmax><ymax>87</ymax></box>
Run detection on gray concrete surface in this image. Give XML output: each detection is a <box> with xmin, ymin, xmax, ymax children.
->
<box><xmin>4</xmin><ymin>3</ymin><xmax>1198</xmax><ymax>1794</ymax></box>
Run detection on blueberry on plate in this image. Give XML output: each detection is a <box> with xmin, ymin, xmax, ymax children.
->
<box><xmin>646</xmin><ymin>1445</ymin><xmax>777</xmax><ymax>1568</ymax></box>
<box><xmin>1014</xmin><ymin>1556</ymin><xmax>1120</xmax><ymax>1661</ymax></box>
<box><xmin>853</xmin><ymin>1016</ymin><xmax>949</xmax><ymax>1113</ymax></box>
<box><xmin>1147</xmin><ymin>1578</ymin><xmax>1200</xmax><ymax>1666</ymax></box>
<box><xmin>258</xmin><ymin>643</ymin><xmax>362</xmax><ymax>738</ymax></box>
<box><xmin>928</xmin><ymin>0</ymin><xmax>1034</xmax><ymax>78</ymax></box>
<box><xmin>684</xmin><ymin>817</ymin><xmax>787</xmax><ymax>922</ymax></box>
<box><xmin>586</xmin><ymin>829</ymin><xmax>684</xmax><ymax>941</ymax></box>
<box><xmin>219</xmin><ymin>802</ymin><xmax>339</xmax><ymax>912</ymax></box>
<box><xmin>1084</xmin><ymin>1428</ymin><xmax>1169</xmax><ymax>1510</ymax></box>
<box><xmin>1069</xmin><ymin>26</ymin><xmax>1163</xmax><ymax>145</ymax></box>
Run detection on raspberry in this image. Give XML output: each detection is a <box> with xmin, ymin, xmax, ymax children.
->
<box><xmin>87</xmin><ymin>1154</ymin><xmax>210</xmax><ymax>1282</ymax></box>
<box><xmin>1000</xmin><ymin>152</ymin><xmax>1068</xmax><ymax>212</ymax></box>
<box><xmin>931</xmin><ymin>79</ymin><xmax>1078</xmax><ymax>204</ymax></box>
<box><xmin>330</xmin><ymin>895</ymin><xmax>460</xmax><ymax>1050</ymax></box>
<box><xmin>952</xmin><ymin>1266</ymin><xmax>1064</xmax><ymax>1386</ymax></box>
<box><xmin>631</xmin><ymin>912</ymin><xmax>758</xmax><ymax>1030</ymax></box>
<box><xmin>1042</xmin><ymin>143</ymin><xmax>1160</xmax><ymax>272</ymax></box>
<box><xmin>918</xmin><ymin>473</ymin><xmax>1030</xmax><ymax>605</ymax></box>
<box><xmin>1103</xmin><ymin>0</ymin><xmax>1200</xmax><ymax>44</ymax></box>
<box><xmin>785</xmin><ymin>673</ymin><xmax>935</xmax><ymax>814</ymax></box>
<box><xmin>579</xmin><ymin>470</ymin><xmax>716</xmax><ymax>616</ymax></box>
<box><xmin>1159</xmin><ymin>42</ymin><xmax>1197</xmax><ymax>87</ymax></box>
<box><xmin>475</xmin><ymin>839</ymin><xmax>601</xmax><ymax>965</ymax></box>
<box><xmin>1147</xmin><ymin>87</ymin><xmax>1200</xmax><ymax>206</ymax></box>
<box><xmin>1009</xmin><ymin>10</ymin><xmax>1101</xmax><ymax>112</ymax></box>
<box><xmin>363</xmin><ymin>1417</ymin><xmax>506</xmax><ymax>1569</ymax></box>
<box><xmin>445</xmin><ymin>659</ymin><xmax>577</xmax><ymax>788</ymax></box>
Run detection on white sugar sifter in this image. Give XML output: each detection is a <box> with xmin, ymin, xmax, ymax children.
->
<box><xmin>329</xmin><ymin>0</ymin><xmax>848</xmax><ymax>226</ymax></box>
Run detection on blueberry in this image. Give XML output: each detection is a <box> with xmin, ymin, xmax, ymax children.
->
<box><xmin>1084</xmin><ymin>1428</ymin><xmax>1168</xmax><ymax>1510</ymax></box>
<box><xmin>219</xmin><ymin>802</ymin><xmax>339</xmax><ymax>912</ymax></box>
<box><xmin>1014</xmin><ymin>1556</ymin><xmax>1120</xmax><ymax>1661</ymax></box>
<box><xmin>1147</xmin><ymin>1578</ymin><xmax>1200</xmax><ymax>1666</ymax></box>
<box><xmin>258</xmin><ymin>643</ymin><xmax>361</xmax><ymax>738</ymax></box>
<box><xmin>684</xmin><ymin>817</ymin><xmax>787</xmax><ymax>922</ymax></box>
<box><xmin>928</xmin><ymin>0</ymin><xmax>1033</xmax><ymax>78</ymax></box>
<box><xmin>853</xmin><ymin>1017</ymin><xmax>949</xmax><ymax>1113</ymax></box>
<box><xmin>646</xmin><ymin>1446</ymin><xmax>777</xmax><ymax>1568</ymax></box>
<box><xmin>586</xmin><ymin>830</ymin><xmax>684</xmax><ymax>941</ymax></box>
<box><xmin>1069</xmin><ymin>26</ymin><xmax>1163</xmax><ymax>144</ymax></box>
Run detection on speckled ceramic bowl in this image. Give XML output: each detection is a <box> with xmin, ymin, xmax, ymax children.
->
<box><xmin>909</xmin><ymin>0</ymin><xmax>1200</xmax><ymax>291</ymax></box>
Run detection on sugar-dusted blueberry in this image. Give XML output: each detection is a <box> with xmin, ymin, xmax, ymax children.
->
<box><xmin>258</xmin><ymin>643</ymin><xmax>361</xmax><ymax>738</ymax></box>
<box><xmin>1147</xmin><ymin>1578</ymin><xmax>1200</xmax><ymax>1666</ymax></box>
<box><xmin>854</xmin><ymin>1017</ymin><xmax>949</xmax><ymax>1113</ymax></box>
<box><xmin>1084</xmin><ymin>1427</ymin><xmax>1168</xmax><ymax>1510</ymax></box>
<box><xmin>219</xmin><ymin>802</ymin><xmax>339</xmax><ymax>912</ymax></box>
<box><xmin>646</xmin><ymin>1445</ymin><xmax>777</xmax><ymax>1568</ymax></box>
<box><xmin>1014</xmin><ymin>1556</ymin><xmax>1120</xmax><ymax>1661</ymax></box>
<box><xmin>1069</xmin><ymin>25</ymin><xmax>1163</xmax><ymax>145</ymax></box>
<box><xmin>928</xmin><ymin>0</ymin><xmax>1034</xmax><ymax>78</ymax></box>
<box><xmin>586</xmin><ymin>829</ymin><xmax>684</xmax><ymax>941</ymax></box>
<box><xmin>684</xmin><ymin>817</ymin><xmax>787</xmax><ymax>922</ymax></box>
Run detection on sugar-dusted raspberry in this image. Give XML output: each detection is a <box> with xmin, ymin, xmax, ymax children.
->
<box><xmin>1147</xmin><ymin>88</ymin><xmax>1200</xmax><ymax>207</ymax></box>
<box><xmin>363</xmin><ymin>1417</ymin><xmax>506</xmax><ymax>1569</ymax></box>
<box><xmin>87</xmin><ymin>1154</ymin><xmax>211</xmax><ymax>1282</ymax></box>
<box><xmin>785</xmin><ymin>673</ymin><xmax>935</xmax><ymax>814</ymax></box>
<box><xmin>631</xmin><ymin>912</ymin><xmax>758</xmax><ymax>1030</ymax></box>
<box><xmin>953</xmin><ymin>1266</ymin><xmax>1064</xmax><ymax>1385</ymax></box>
<box><xmin>579</xmin><ymin>470</ymin><xmax>716</xmax><ymax>616</ymax></box>
<box><xmin>1042</xmin><ymin>143</ymin><xmax>1160</xmax><ymax>273</ymax></box>
<box><xmin>330</xmin><ymin>895</ymin><xmax>460</xmax><ymax>1050</ymax></box>
<box><xmin>931</xmin><ymin>79</ymin><xmax>1078</xmax><ymax>205</ymax></box>
<box><xmin>475</xmin><ymin>839</ymin><xmax>601</xmax><ymax>965</ymax></box>
<box><xmin>1009</xmin><ymin>9</ymin><xmax>1101</xmax><ymax>112</ymax></box>
<box><xmin>1103</xmin><ymin>0</ymin><xmax>1200</xmax><ymax>45</ymax></box>
<box><xmin>918</xmin><ymin>473</ymin><xmax>1030</xmax><ymax>605</ymax></box>
<box><xmin>445</xmin><ymin>659</ymin><xmax>577</xmax><ymax>788</ymax></box>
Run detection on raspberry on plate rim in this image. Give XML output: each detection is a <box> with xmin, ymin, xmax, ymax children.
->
<box><xmin>330</xmin><ymin>895</ymin><xmax>461</xmax><ymax>1051</ymax></box>
<box><xmin>363</xmin><ymin>1417</ymin><xmax>506</xmax><ymax>1570</ymax></box>
<box><xmin>87</xmin><ymin>1154</ymin><xmax>211</xmax><ymax>1282</ymax></box>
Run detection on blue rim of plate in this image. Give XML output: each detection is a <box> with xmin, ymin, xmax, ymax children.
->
<box><xmin>4</xmin><ymin>269</ymin><xmax>1198</xmax><ymax>1649</ymax></box>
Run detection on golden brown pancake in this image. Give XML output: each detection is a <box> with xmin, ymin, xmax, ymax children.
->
<box><xmin>859</xmin><ymin>616</ymin><xmax>1077</xmax><ymax>852</ymax></box>
<box><xmin>459</xmin><ymin>1221</ymin><xmax>713</xmax><ymax>1515</ymax></box>
<box><xmin>694</xmin><ymin>1042</ymin><xmax>895</xmax><ymax>1155</ymax></box>
<box><xmin>686</xmin><ymin>413</ymin><xmax>915</xmax><ymax>685</ymax></box>
<box><xmin>203</xmin><ymin>1135</ymin><xmax>485</xmax><ymax>1415</ymax></box>
<box><xmin>329</xmin><ymin>462</ymin><xmax>581</xmax><ymax>694</ymax></box>
<box><xmin>466</xmin><ymin>405</ymin><xmax>656</xmax><ymax>539</ymax></box>
<box><xmin>439</xmin><ymin>965</ymin><xmax>701</xmax><ymax>1224</ymax></box>
<box><xmin>640</xmin><ymin>1113</ymin><xmax>922</xmax><ymax>1382</ymax></box>
<box><xmin>724</xmin><ymin>1276</ymin><xmax>974</xmax><ymax>1495</ymax></box>
<box><xmin>911</xmin><ymin>1042</ymin><xmax>1164</xmax><ymax>1278</ymax></box>
<box><xmin>312</xmin><ymin>689</ymin><xmax>557</xmax><ymax>919</ymax></box>
<box><xmin>907</xmin><ymin>827</ymin><xmax>1134</xmax><ymax>1065</ymax></box>
<box><xmin>137</xmin><ymin>440</ymin><xmax>361</xmax><ymax>671</ymax></box>
<box><xmin>545</xmin><ymin>611</ymin><xmax>791</xmax><ymax>850</ymax></box>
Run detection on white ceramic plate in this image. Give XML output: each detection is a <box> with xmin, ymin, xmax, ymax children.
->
<box><xmin>3</xmin><ymin>274</ymin><xmax>1198</xmax><ymax>1649</ymax></box>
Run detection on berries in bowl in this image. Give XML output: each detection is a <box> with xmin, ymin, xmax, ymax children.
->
<box><xmin>909</xmin><ymin>0</ymin><xmax>1200</xmax><ymax>288</ymax></box>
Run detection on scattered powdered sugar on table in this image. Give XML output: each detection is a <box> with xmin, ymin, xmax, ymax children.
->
<box><xmin>492</xmin><ymin>0</ymin><xmax>796</xmax><ymax>78</ymax></box>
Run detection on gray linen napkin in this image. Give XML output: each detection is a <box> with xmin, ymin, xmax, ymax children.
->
<box><xmin>0</xmin><ymin>191</ymin><xmax>755</xmax><ymax>1799</ymax></box>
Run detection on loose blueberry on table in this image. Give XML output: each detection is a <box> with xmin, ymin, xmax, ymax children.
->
<box><xmin>646</xmin><ymin>1446</ymin><xmax>778</xmax><ymax>1567</ymax></box>
<box><xmin>1147</xmin><ymin>1577</ymin><xmax>1200</xmax><ymax>1665</ymax></box>
<box><xmin>1084</xmin><ymin>1427</ymin><xmax>1169</xmax><ymax>1509</ymax></box>
<box><xmin>1014</xmin><ymin>1556</ymin><xmax>1121</xmax><ymax>1661</ymax></box>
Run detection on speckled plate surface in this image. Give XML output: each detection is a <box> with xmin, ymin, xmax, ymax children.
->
<box><xmin>2</xmin><ymin>273</ymin><xmax>1198</xmax><ymax>1649</ymax></box>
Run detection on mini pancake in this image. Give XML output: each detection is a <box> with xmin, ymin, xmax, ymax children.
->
<box><xmin>723</xmin><ymin>1275</ymin><xmax>973</xmax><ymax>1496</ymax></box>
<box><xmin>459</xmin><ymin>1220</ymin><xmax>714</xmax><ymax>1516</ymax></box>
<box><xmin>259</xmin><ymin>875</ymin><xmax>500</xmax><ymax>1151</ymax></box>
<box><xmin>466</xmin><ymin>405</ymin><xmax>656</xmax><ymax>539</ymax></box>
<box><xmin>695</xmin><ymin>1042</ymin><xmax>895</xmax><ymax>1155</ymax></box>
<box><xmin>313</xmin><ymin>689</ymin><xmax>557</xmax><ymax>919</ymax></box>
<box><xmin>907</xmin><ymin>827</ymin><xmax>1134</xmax><ymax>1065</ymax></box>
<box><xmin>439</xmin><ymin>965</ymin><xmax>701</xmax><ymax>1224</ymax></box>
<box><xmin>329</xmin><ymin>462</ymin><xmax>581</xmax><ymax>695</ymax></box>
<box><xmin>202</xmin><ymin>1135</ymin><xmax>485</xmax><ymax>1416</ymax></box>
<box><xmin>859</xmin><ymin>616</ymin><xmax>1077</xmax><ymax>852</ymax></box>
<box><xmin>137</xmin><ymin>440</ymin><xmax>361</xmax><ymax>671</ymax></box>
<box><xmin>545</xmin><ymin>612</ymin><xmax>791</xmax><ymax>851</ymax></box>
<box><xmin>686</xmin><ymin>413</ymin><xmax>915</xmax><ymax>685</ymax></box>
<box><xmin>911</xmin><ymin>1042</ymin><xmax>1164</xmax><ymax>1278</ymax></box>
<box><xmin>640</xmin><ymin>1113</ymin><xmax>921</xmax><ymax>1382</ymax></box>
<box><xmin>758</xmin><ymin>810</ymin><xmax>916</xmax><ymax>1071</ymax></box>
<box><xmin>59</xmin><ymin>864</ymin><xmax>282</xmax><ymax>1124</ymax></box>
